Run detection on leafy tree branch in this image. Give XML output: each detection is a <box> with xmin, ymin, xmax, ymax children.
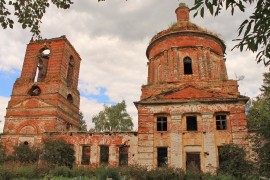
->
<box><xmin>191</xmin><ymin>0</ymin><xmax>270</xmax><ymax>66</ymax></box>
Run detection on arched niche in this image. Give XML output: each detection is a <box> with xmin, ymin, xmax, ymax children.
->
<box><xmin>34</xmin><ymin>48</ymin><xmax>51</xmax><ymax>82</ymax></box>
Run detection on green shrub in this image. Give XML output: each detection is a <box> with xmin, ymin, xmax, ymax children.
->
<box><xmin>71</xmin><ymin>166</ymin><xmax>94</xmax><ymax>177</ymax></box>
<box><xmin>0</xmin><ymin>166</ymin><xmax>12</xmax><ymax>180</ymax></box>
<box><xmin>12</xmin><ymin>143</ymin><xmax>40</xmax><ymax>163</ymax></box>
<box><xmin>41</xmin><ymin>138</ymin><xmax>75</xmax><ymax>168</ymax></box>
<box><xmin>0</xmin><ymin>142</ymin><xmax>7</xmax><ymax>164</ymax></box>
<box><xmin>51</xmin><ymin>166</ymin><xmax>72</xmax><ymax>177</ymax></box>
<box><xmin>94</xmin><ymin>166</ymin><xmax>121</xmax><ymax>180</ymax></box>
<box><xmin>217</xmin><ymin>143</ymin><xmax>254</xmax><ymax>178</ymax></box>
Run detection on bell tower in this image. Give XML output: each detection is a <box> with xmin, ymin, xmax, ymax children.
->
<box><xmin>3</xmin><ymin>36</ymin><xmax>81</xmax><ymax>135</ymax></box>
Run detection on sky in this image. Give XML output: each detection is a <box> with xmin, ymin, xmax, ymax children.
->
<box><xmin>0</xmin><ymin>0</ymin><xmax>268</xmax><ymax>132</ymax></box>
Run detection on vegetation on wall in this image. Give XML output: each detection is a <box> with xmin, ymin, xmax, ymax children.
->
<box><xmin>11</xmin><ymin>142</ymin><xmax>40</xmax><ymax>163</ymax></box>
<box><xmin>41</xmin><ymin>138</ymin><xmax>75</xmax><ymax>168</ymax></box>
<box><xmin>92</xmin><ymin>100</ymin><xmax>134</xmax><ymax>131</ymax></box>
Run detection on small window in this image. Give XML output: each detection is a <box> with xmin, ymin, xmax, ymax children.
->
<box><xmin>81</xmin><ymin>145</ymin><xmax>90</xmax><ymax>165</ymax></box>
<box><xmin>157</xmin><ymin>147</ymin><xmax>168</xmax><ymax>167</ymax></box>
<box><xmin>100</xmin><ymin>145</ymin><xmax>109</xmax><ymax>165</ymax></box>
<box><xmin>119</xmin><ymin>146</ymin><xmax>128</xmax><ymax>166</ymax></box>
<box><xmin>67</xmin><ymin>94</ymin><xmax>73</xmax><ymax>103</ymax></box>
<box><xmin>29</xmin><ymin>85</ymin><xmax>41</xmax><ymax>96</ymax></box>
<box><xmin>186</xmin><ymin>116</ymin><xmax>197</xmax><ymax>131</ymax></box>
<box><xmin>216</xmin><ymin>115</ymin><xmax>227</xmax><ymax>130</ymax></box>
<box><xmin>184</xmin><ymin>57</ymin><xmax>193</xmax><ymax>74</ymax></box>
<box><xmin>157</xmin><ymin>116</ymin><xmax>167</xmax><ymax>131</ymax></box>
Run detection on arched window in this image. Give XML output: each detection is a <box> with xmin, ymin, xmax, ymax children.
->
<box><xmin>184</xmin><ymin>57</ymin><xmax>193</xmax><ymax>75</ymax></box>
<box><xmin>67</xmin><ymin>94</ymin><xmax>73</xmax><ymax>103</ymax></box>
<box><xmin>29</xmin><ymin>85</ymin><xmax>41</xmax><ymax>96</ymax></box>
<box><xmin>67</xmin><ymin>56</ymin><xmax>74</xmax><ymax>87</ymax></box>
<box><xmin>34</xmin><ymin>48</ymin><xmax>50</xmax><ymax>82</ymax></box>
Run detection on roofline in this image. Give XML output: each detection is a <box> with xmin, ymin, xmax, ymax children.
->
<box><xmin>134</xmin><ymin>97</ymin><xmax>249</xmax><ymax>108</ymax></box>
<box><xmin>146</xmin><ymin>31</ymin><xmax>226</xmax><ymax>59</ymax></box>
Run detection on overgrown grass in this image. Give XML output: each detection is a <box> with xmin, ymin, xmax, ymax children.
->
<box><xmin>0</xmin><ymin>162</ymin><xmax>260</xmax><ymax>180</ymax></box>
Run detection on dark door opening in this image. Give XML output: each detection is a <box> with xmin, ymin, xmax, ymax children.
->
<box><xmin>119</xmin><ymin>146</ymin><xmax>128</xmax><ymax>166</ymax></box>
<box><xmin>186</xmin><ymin>152</ymin><xmax>201</xmax><ymax>171</ymax></box>
<box><xmin>100</xmin><ymin>145</ymin><xmax>109</xmax><ymax>165</ymax></box>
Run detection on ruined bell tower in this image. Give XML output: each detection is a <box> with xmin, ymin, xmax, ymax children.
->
<box><xmin>3</xmin><ymin>36</ymin><xmax>81</xmax><ymax>138</ymax></box>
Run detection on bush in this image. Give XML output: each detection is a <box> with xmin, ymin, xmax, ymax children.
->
<box><xmin>12</xmin><ymin>143</ymin><xmax>40</xmax><ymax>163</ymax></box>
<box><xmin>217</xmin><ymin>143</ymin><xmax>254</xmax><ymax>178</ymax></box>
<box><xmin>0</xmin><ymin>142</ymin><xmax>7</xmax><ymax>164</ymax></box>
<box><xmin>0</xmin><ymin>166</ymin><xmax>12</xmax><ymax>180</ymax></box>
<box><xmin>41</xmin><ymin>138</ymin><xmax>75</xmax><ymax>168</ymax></box>
<box><xmin>71</xmin><ymin>166</ymin><xmax>94</xmax><ymax>177</ymax></box>
<box><xmin>94</xmin><ymin>166</ymin><xmax>121</xmax><ymax>180</ymax></box>
<box><xmin>51</xmin><ymin>166</ymin><xmax>72</xmax><ymax>177</ymax></box>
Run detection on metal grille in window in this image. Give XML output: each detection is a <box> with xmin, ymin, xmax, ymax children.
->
<box><xmin>216</xmin><ymin>115</ymin><xmax>227</xmax><ymax>130</ymax></box>
<box><xmin>81</xmin><ymin>146</ymin><xmax>90</xmax><ymax>165</ymax></box>
<box><xmin>119</xmin><ymin>146</ymin><xmax>128</xmax><ymax>166</ymax></box>
<box><xmin>157</xmin><ymin>147</ymin><xmax>168</xmax><ymax>167</ymax></box>
<box><xmin>186</xmin><ymin>152</ymin><xmax>201</xmax><ymax>171</ymax></box>
<box><xmin>100</xmin><ymin>146</ymin><xmax>109</xmax><ymax>165</ymax></box>
<box><xmin>186</xmin><ymin>116</ymin><xmax>197</xmax><ymax>131</ymax></box>
<box><xmin>157</xmin><ymin>116</ymin><xmax>167</xmax><ymax>131</ymax></box>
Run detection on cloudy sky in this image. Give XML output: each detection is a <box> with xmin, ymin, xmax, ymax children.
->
<box><xmin>0</xmin><ymin>0</ymin><xmax>268</xmax><ymax>132</ymax></box>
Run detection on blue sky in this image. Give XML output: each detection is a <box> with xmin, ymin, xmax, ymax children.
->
<box><xmin>0</xmin><ymin>1</ymin><xmax>268</xmax><ymax>132</ymax></box>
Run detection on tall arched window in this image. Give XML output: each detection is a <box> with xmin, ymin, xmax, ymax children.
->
<box><xmin>184</xmin><ymin>57</ymin><xmax>193</xmax><ymax>75</ymax></box>
<box><xmin>34</xmin><ymin>49</ymin><xmax>50</xmax><ymax>82</ymax></box>
<box><xmin>67</xmin><ymin>56</ymin><xmax>74</xmax><ymax>87</ymax></box>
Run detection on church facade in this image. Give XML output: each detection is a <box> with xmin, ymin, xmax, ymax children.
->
<box><xmin>1</xmin><ymin>4</ymin><xmax>249</xmax><ymax>172</ymax></box>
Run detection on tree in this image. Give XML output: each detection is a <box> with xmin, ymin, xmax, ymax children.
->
<box><xmin>92</xmin><ymin>100</ymin><xmax>133</xmax><ymax>131</ymax></box>
<box><xmin>247</xmin><ymin>72</ymin><xmax>270</xmax><ymax>176</ymax></box>
<box><xmin>191</xmin><ymin>0</ymin><xmax>270</xmax><ymax>66</ymax></box>
<box><xmin>79</xmin><ymin>111</ymin><xmax>87</xmax><ymax>131</ymax></box>
<box><xmin>41</xmin><ymin>138</ymin><xmax>75</xmax><ymax>168</ymax></box>
<box><xmin>218</xmin><ymin>143</ymin><xmax>253</xmax><ymax>178</ymax></box>
<box><xmin>0</xmin><ymin>0</ymin><xmax>73</xmax><ymax>39</ymax></box>
<box><xmin>12</xmin><ymin>142</ymin><xmax>40</xmax><ymax>163</ymax></box>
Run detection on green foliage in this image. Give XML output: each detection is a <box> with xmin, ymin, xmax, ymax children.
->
<box><xmin>41</xmin><ymin>138</ymin><xmax>75</xmax><ymax>168</ymax></box>
<box><xmin>51</xmin><ymin>166</ymin><xmax>72</xmax><ymax>177</ymax></box>
<box><xmin>12</xmin><ymin>143</ymin><xmax>40</xmax><ymax>163</ymax></box>
<box><xmin>0</xmin><ymin>0</ymin><xmax>73</xmax><ymax>39</ymax></box>
<box><xmin>247</xmin><ymin>72</ymin><xmax>270</xmax><ymax>177</ymax></box>
<box><xmin>0</xmin><ymin>142</ymin><xmax>7</xmax><ymax>164</ymax></box>
<box><xmin>94</xmin><ymin>167</ymin><xmax>121</xmax><ymax>180</ymax></box>
<box><xmin>79</xmin><ymin>111</ymin><xmax>87</xmax><ymax>131</ymax></box>
<box><xmin>92</xmin><ymin>100</ymin><xmax>133</xmax><ymax>131</ymax></box>
<box><xmin>217</xmin><ymin>143</ymin><xmax>253</xmax><ymax>178</ymax></box>
<box><xmin>191</xmin><ymin>0</ymin><xmax>270</xmax><ymax>66</ymax></box>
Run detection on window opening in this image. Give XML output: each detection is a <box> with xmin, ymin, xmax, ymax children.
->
<box><xmin>100</xmin><ymin>145</ymin><xmax>109</xmax><ymax>165</ymax></box>
<box><xmin>66</xmin><ymin>122</ymin><xmax>72</xmax><ymax>131</ymax></box>
<box><xmin>119</xmin><ymin>146</ymin><xmax>128</xmax><ymax>166</ymax></box>
<box><xmin>216</xmin><ymin>115</ymin><xmax>227</xmax><ymax>130</ymax></box>
<box><xmin>184</xmin><ymin>57</ymin><xmax>193</xmax><ymax>74</ymax></box>
<box><xmin>67</xmin><ymin>56</ymin><xmax>74</xmax><ymax>87</ymax></box>
<box><xmin>186</xmin><ymin>152</ymin><xmax>201</xmax><ymax>171</ymax></box>
<box><xmin>29</xmin><ymin>85</ymin><xmax>41</xmax><ymax>96</ymax></box>
<box><xmin>81</xmin><ymin>145</ymin><xmax>90</xmax><ymax>165</ymax></box>
<box><xmin>35</xmin><ymin>49</ymin><xmax>50</xmax><ymax>82</ymax></box>
<box><xmin>157</xmin><ymin>147</ymin><xmax>168</xmax><ymax>167</ymax></box>
<box><xmin>67</xmin><ymin>94</ymin><xmax>73</xmax><ymax>103</ymax></box>
<box><xmin>186</xmin><ymin>116</ymin><xmax>197</xmax><ymax>131</ymax></box>
<box><xmin>157</xmin><ymin>116</ymin><xmax>167</xmax><ymax>131</ymax></box>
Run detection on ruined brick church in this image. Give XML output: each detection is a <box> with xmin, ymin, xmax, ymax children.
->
<box><xmin>1</xmin><ymin>4</ymin><xmax>249</xmax><ymax>172</ymax></box>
